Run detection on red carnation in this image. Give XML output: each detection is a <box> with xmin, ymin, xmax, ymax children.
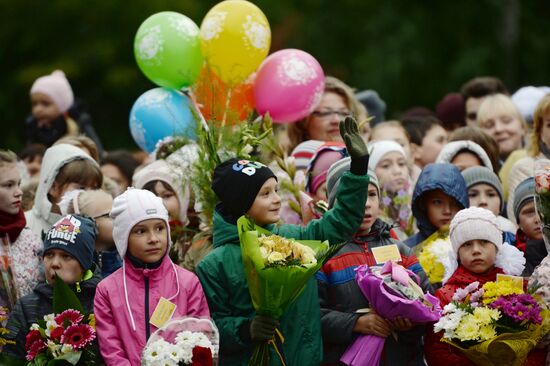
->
<box><xmin>25</xmin><ymin>330</ymin><xmax>43</xmax><ymax>352</ymax></box>
<box><xmin>191</xmin><ymin>346</ymin><xmax>213</xmax><ymax>366</ymax></box>
<box><xmin>50</xmin><ymin>326</ymin><xmax>65</xmax><ymax>341</ymax></box>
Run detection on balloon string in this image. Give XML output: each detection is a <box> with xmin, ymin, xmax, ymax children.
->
<box><xmin>184</xmin><ymin>88</ymin><xmax>209</xmax><ymax>132</ymax></box>
<box><xmin>221</xmin><ymin>87</ymin><xmax>233</xmax><ymax>128</ymax></box>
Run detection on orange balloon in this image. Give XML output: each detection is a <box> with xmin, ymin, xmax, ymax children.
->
<box><xmin>193</xmin><ymin>65</ymin><xmax>255</xmax><ymax>126</ymax></box>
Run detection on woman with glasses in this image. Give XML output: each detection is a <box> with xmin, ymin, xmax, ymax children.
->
<box><xmin>284</xmin><ymin>76</ymin><xmax>368</xmax><ymax>153</ymax></box>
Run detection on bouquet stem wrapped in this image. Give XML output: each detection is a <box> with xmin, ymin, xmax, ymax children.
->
<box><xmin>340</xmin><ymin>261</ymin><xmax>442</xmax><ymax>366</ymax></box>
<box><xmin>237</xmin><ymin>216</ymin><xmax>341</xmax><ymax>366</ymax></box>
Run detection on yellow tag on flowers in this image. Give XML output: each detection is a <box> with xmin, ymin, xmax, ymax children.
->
<box><xmin>496</xmin><ymin>274</ymin><xmax>524</xmax><ymax>291</ymax></box>
<box><xmin>371</xmin><ymin>245</ymin><xmax>401</xmax><ymax>264</ymax></box>
<box><xmin>149</xmin><ymin>297</ymin><xmax>177</xmax><ymax>328</ymax></box>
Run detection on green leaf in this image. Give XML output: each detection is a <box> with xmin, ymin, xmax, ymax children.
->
<box><xmin>52</xmin><ymin>275</ymin><xmax>84</xmax><ymax>314</ymax></box>
<box><xmin>0</xmin><ymin>354</ymin><xmax>27</xmax><ymax>366</ymax></box>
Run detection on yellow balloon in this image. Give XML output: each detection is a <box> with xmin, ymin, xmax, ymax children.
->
<box><xmin>200</xmin><ymin>0</ymin><xmax>271</xmax><ymax>85</ymax></box>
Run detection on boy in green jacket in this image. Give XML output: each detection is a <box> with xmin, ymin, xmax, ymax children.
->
<box><xmin>196</xmin><ymin>117</ymin><xmax>370</xmax><ymax>365</ymax></box>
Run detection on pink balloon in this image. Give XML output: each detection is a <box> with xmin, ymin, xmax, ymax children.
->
<box><xmin>254</xmin><ymin>49</ymin><xmax>325</xmax><ymax>124</ymax></box>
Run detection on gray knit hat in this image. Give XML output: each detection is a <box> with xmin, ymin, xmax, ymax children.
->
<box><xmin>513</xmin><ymin>177</ymin><xmax>535</xmax><ymax>224</ymax></box>
<box><xmin>435</xmin><ymin>140</ymin><xmax>493</xmax><ymax>171</ymax></box>
<box><xmin>461</xmin><ymin>166</ymin><xmax>504</xmax><ymax>212</ymax></box>
<box><xmin>326</xmin><ymin>157</ymin><xmax>379</xmax><ymax>208</ymax></box>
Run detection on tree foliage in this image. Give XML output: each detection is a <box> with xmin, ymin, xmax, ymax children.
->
<box><xmin>1</xmin><ymin>0</ymin><xmax>549</xmax><ymax>150</ymax></box>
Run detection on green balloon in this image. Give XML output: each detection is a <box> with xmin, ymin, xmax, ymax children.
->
<box><xmin>134</xmin><ymin>11</ymin><xmax>203</xmax><ymax>89</ymax></box>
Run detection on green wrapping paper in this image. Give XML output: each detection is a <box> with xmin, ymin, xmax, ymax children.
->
<box><xmin>237</xmin><ymin>216</ymin><xmax>336</xmax><ymax>365</ymax></box>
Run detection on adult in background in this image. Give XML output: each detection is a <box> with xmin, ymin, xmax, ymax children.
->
<box><xmin>460</xmin><ymin>76</ymin><xmax>508</xmax><ymax>127</ymax></box>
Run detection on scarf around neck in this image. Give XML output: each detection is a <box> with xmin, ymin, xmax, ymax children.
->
<box><xmin>0</xmin><ymin>208</ymin><xmax>26</xmax><ymax>243</ymax></box>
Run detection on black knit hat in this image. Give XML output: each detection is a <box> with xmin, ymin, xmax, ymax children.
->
<box><xmin>212</xmin><ymin>158</ymin><xmax>277</xmax><ymax>217</ymax></box>
<box><xmin>43</xmin><ymin>214</ymin><xmax>96</xmax><ymax>271</ymax></box>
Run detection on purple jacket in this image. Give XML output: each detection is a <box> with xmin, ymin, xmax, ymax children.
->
<box><xmin>94</xmin><ymin>255</ymin><xmax>210</xmax><ymax>366</ymax></box>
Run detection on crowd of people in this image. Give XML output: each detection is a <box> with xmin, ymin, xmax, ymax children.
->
<box><xmin>1</xmin><ymin>69</ymin><xmax>550</xmax><ymax>365</ymax></box>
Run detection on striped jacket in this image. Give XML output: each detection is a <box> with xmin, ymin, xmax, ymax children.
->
<box><xmin>317</xmin><ymin>219</ymin><xmax>431</xmax><ymax>365</ymax></box>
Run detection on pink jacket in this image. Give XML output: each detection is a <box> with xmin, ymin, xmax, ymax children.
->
<box><xmin>94</xmin><ymin>255</ymin><xmax>210</xmax><ymax>366</ymax></box>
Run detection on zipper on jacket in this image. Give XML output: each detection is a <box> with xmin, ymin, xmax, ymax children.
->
<box><xmin>144</xmin><ymin>275</ymin><xmax>150</xmax><ymax>341</ymax></box>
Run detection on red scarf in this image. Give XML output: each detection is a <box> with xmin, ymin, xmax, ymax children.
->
<box><xmin>0</xmin><ymin>208</ymin><xmax>27</xmax><ymax>243</ymax></box>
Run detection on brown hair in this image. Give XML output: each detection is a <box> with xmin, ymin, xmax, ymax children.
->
<box><xmin>142</xmin><ymin>180</ymin><xmax>175</xmax><ymax>195</ymax></box>
<box><xmin>528</xmin><ymin>93</ymin><xmax>550</xmax><ymax>156</ymax></box>
<box><xmin>285</xmin><ymin>76</ymin><xmax>367</xmax><ymax>153</ymax></box>
<box><xmin>55</xmin><ymin>135</ymin><xmax>100</xmax><ymax>162</ymax></box>
<box><xmin>460</xmin><ymin>76</ymin><xmax>508</xmax><ymax>100</ymax></box>
<box><xmin>55</xmin><ymin>159</ymin><xmax>103</xmax><ymax>189</ymax></box>
<box><xmin>449</xmin><ymin>126</ymin><xmax>500</xmax><ymax>173</ymax></box>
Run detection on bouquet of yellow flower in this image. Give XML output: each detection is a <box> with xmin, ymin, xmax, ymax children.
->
<box><xmin>413</xmin><ymin>229</ymin><xmax>451</xmax><ymax>284</ymax></box>
<box><xmin>237</xmin><ymin>216</ymin><xmax>341</xmax><ymax>366</ymax></box>
<box><xmin>433</xmin><ymin>280</ymin><xmax>550</xmax><ymax>366</ymax></box>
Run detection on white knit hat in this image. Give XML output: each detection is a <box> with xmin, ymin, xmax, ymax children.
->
<box><xmin>436</xmin><ymin>140</ymin><xmax>493</xmax><ymax>171</ymax></box>
<box><xmin>111</xmin><ymin>188</ymin><xmax>170</xmax><ymax>258</ymax></box>
<box><xmin>450</xmin><ymin>207</ymin><xmax>502</xmax><ymax>254</ymax></box>
<box><xmin>367</xmin><ymin>140</ymin><xmax>407</xmax><ymax>170</ymax></box>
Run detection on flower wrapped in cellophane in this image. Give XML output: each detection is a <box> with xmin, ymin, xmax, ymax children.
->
<box><xmin>413</xmin><ymin>228</ymin><xmax>451</xmax><ymax>284</ymax></box>
<box><xmin>237</xmin><ymin>215</ymin><xmax>341</xmax><ymax>366</ymax></box>
<box><xmin>19</xmin><ymin>275</ymin><xmax>101</xmax><ymax>366</ymax></box>
<box><xmin>434</xmin><ymin>280</ymin><xmax>550</xmax><ymax>366</ymax></box>
<box><xmin>141</xmin><ymin>317</ymin><xmax>219</xmax><ymax>366</ymax></box>
<box><xmin>340</xmin><ymin>261</ymin><xmax>442</xmax><ymax>366</ymax></box>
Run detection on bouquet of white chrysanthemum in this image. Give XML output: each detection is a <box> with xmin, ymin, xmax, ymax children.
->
<box><xmin>141</xmin><ymin>318</ymin><xmax>218</xmax><ymax>366</ymax></box>
<box><xmin>413</xmin><ymin>229</ymin><xmax>451</xmax><ymax>284</ymax></box>
<box><xmin>433</xmin><ymin>281</ymin><xmax>550</xmax><ymax>366</ymax></box>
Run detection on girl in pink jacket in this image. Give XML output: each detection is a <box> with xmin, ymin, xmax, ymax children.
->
<box><xmin>94</xmin><ymin>188</ymin><xmax>210</xmax><ymax>366</ymax></box>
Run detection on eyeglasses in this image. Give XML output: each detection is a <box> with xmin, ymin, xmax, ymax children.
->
<box><xmin>93</xmin><ymin>213</ymin><xmax>111</xmax><ymax>220</ymax></box>
<box><xmin>310</xmin><ymin>110</ymin><xmax>351</xmax><ymax>120</ymax></box>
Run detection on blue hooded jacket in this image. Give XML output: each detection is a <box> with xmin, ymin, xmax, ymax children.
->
<box><xmin>405</xmin><ymin>163</ymin><xmax>469</xmax><ymax>247</ymax></box>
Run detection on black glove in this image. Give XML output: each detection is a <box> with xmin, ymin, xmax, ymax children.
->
<box><xmin>339</xmin><ymin>116</ymin><xmax>369</xmax><ymax>175</ymax></box>
<box><xmin>249</xmin><ymin>315</ymin><xmax>279</xmax><ymax>342</ymax></box>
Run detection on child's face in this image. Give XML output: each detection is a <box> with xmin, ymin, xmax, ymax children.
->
<box><xmin>416</xmin><ymin>125</ymin><xmax>447</xmax><ymax>167</ymax></box>
<box><xmin>31</xmin><ymin>92</ymin><xmax>62</xmax><ymax>126</ymax></box>
<box><xmin>128</xmin><ymin>219</ymin><xmax>168</xmax><ymax>263</ymax></box>
<box><xmin>375</xmin><ymin>152</ymin><xmax>409</xmax><ymax>193</ymax></box>
<box><xmin>458</xmin><ymin>239</ymin><xmax>497</xmax><ymax>274</ymax></box>
<box><xmin>89</xmin><ymin>195</ymin><xmax>114</xmax><ymax>247</ymax></box>
<box><xmin>153</xmin><ymin>181</ymin><xmax>180</xmax><ymax>221</ymax></box>
<box><xmin>451</xmin><ymin>151</ymin><xmax>482</xmax><ymax>171</ymax></box>
<box><xmin>468</xmin><ymin>183</ymin><xmax>501</xmax><ymax>216</ymax></box>
<box><xmin>24</xmin><ymin>155</ymin><xmax>43</xmax><ymax>177</ymax></box>
<box><xmin>424</xmin><ymin>189</ymin><xmax>461</xmax><ymax>229</ymax></box>
<box><xmin>0</xmin><ymin>163</ymin><xmax>23</xmax><ymax>215</ymax></box>
<box><xmin>312</xmin><ymin>182</ymin><xmax>328</xmax><ymax>202</ymax></box>
<box><xmin>518</xmin><ymin>200</ymin><xmax>542</xmax><ymax>240</ymax></box>
<box><xmin>371</xmin><ymin>126</ymin><xmax>412</xmax><ymax>159</ymax></box>
<box><xmin>246</xmin><ymin>178</ymin><xmax>281</xmax><ymax>226</ymax></box>
<box><xmin>101</xmin><ymin>164</ymin><xmax>129</xmax><ymax>192</ymax></box>
<box><xmin>43</xmin><ymin>248</ymin><xmax>84</xmax><ymax>284</ymax></box>
<box><xmin>357</xmin><ymin>184</ymin><xmax>380</xmax><ymax>235</ymax></box>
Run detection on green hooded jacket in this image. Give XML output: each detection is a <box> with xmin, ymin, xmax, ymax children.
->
<box><xmin>196</xmin><ymin>171</ymin><xmax>369</xmax><ymax>366</ymax></box>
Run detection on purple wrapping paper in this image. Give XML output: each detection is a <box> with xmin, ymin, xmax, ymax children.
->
<box><xmin>340</xmin><ymin>263</ymin><xmax>442</xmax><ymax>366</ymax></box>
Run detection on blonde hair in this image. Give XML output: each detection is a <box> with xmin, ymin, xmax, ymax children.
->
<box><xmin>528</xmin><ymin>93</ymin><xmax>550</xmax><ymax>156</ymax></box>
<box><xmin>369</xmin><ymin>120</ymin><xmax>410</xmax><ymax>142</ymax></box>
<box><xmin>476</xmin><ymin>94</ymin><xmax>527</xmax><ymax>131</ymax></box>
<box><xmin>0</xmin><ymin>149</ymin><xmax>18</xmax><ymax>168</ymax></box>
<box><xmin>285</xmin><ymin>76</ymin><xmax>367</xmax><ymax>152</ymax></box>
<box><xmin>55</xmin><ymin>135</ymin><xmax>99</xmax><ymax>162</ymax></box>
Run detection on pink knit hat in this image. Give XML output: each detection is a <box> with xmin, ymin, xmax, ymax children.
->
<box><xmin>30</xmin><ymin>70</ymin><xmax>74</xmax><ymax>113</ymax></box>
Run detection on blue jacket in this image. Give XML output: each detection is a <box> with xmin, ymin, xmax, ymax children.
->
<box><xmin>405</xmin><ymin>163</ymin><xmax>469</xmax><ymax>247</ymax></box>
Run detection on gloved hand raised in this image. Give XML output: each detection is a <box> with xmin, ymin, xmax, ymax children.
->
<box><xmin>249</xmin><ymin>315</ymin><xmax>279</xmax><ymax>342</ymax></box>
<box><xmin>339</xmin><ymin>116</ymin><xmax>369</xmax><ymax>175</ymax></box>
